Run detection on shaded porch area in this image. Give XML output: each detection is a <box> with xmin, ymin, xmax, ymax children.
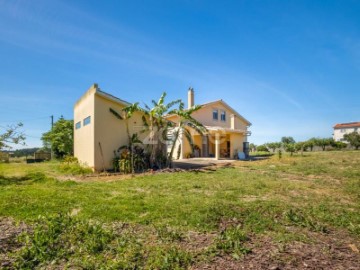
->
<box><xmin>189</xmin><ymin>129</ymin><xmax>247</xmax><ymax>160</ymax></box>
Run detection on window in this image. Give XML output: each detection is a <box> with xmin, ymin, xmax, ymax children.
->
<box><xmin>340</xmin><ymin>129</ymin><xmax>346</xmax><ymax>133</ymax></box>
<box><xmin>220</xmin><ymin>110</ymin><xmax>226</xmax><ymax>121</ymax></box>
<box><xmin>355</xmin><ymin>127</ymin><xmax>359</xmax><ymax>132</ymax></box>
<box><xmin>83</xmin><ymin>116</ymin><xmax>91</xmax><ymax>126</ymax></box>
<box><xmin>75</xmin><ymin>121</ymin><xmax>81</xmax><ymax>130</ymax></box>
<box><xmin>213</xmin><ymin>109</ymin><xmax>218</xmax><ymax>120</ymax></box>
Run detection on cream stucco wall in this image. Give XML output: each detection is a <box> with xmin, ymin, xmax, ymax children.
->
<box><xmin>94</xmin><ymin>94</ymin><xmax>148</xmax><ymax>171</ymax></box>
<box><xmin>74</xmin><ymin>85</ymin><xmax>149</xmax><ymax>171</ymax></box>
<box><xmin>230</xmin><ymin>133</ymin><xmax>244</xmax><ymax>158</ymax></box>
<box><xmin>74</xmin><ymin>86</ymin><xmax>95</xmax><ymax>169</ymax></box>
<box><xmin>190</xmin><ymin>102</ymin><xmax>248</xmax><ymax>130</ymax></box>
<box><xmin>165</xmin><ymin>100</ymin><xmax>250</xmax><ymax>159</ymax></box>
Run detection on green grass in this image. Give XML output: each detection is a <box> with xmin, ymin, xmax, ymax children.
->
<box><xmin>0</xmin><ymin>151</ymin><xmax>359</xmax><ymax>268</ymax></box>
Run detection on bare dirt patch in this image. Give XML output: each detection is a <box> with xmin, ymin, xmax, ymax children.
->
<box><xmin>0</xmin><ymin>217</ymin><xmax>29</xmax><ymax>269</ymax></box>
<box><xmin>194</xmin><ymin>231</ymin><xmax>360</xmax><ymax>270</ymax></box>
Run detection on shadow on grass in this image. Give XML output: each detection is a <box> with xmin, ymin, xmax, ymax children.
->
<box><xmin>0</xmin><ymin>172</ymin><xmax>49</xmax><ymax>186</ymax></box>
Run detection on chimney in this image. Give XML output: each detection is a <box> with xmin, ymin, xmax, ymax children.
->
<box><xmin>188</xmin><ymin>87</ymin><xmax>194</xmax><ymax>109</ymax></box>
<box><xmin>231</xmin><ymin>114</ymin><xmax>236</xmax><ymax>129</ymax></box>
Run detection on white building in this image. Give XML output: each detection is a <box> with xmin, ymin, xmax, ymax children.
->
<box><xmin>333</xmin><ymin>122</ymin><xmax>360</xmax><ymax>142</ymax></box>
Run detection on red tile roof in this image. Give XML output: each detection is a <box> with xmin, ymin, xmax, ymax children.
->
<box><xmin>333</xmin><ymin>122</ymin><xmax>360</xmax><ymax>129</ymax></box>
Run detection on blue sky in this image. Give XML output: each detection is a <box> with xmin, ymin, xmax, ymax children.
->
<box><xmin>1</xmin><ymin>0</ymin><xmax>359</xmax><ymax>148</ymax></box>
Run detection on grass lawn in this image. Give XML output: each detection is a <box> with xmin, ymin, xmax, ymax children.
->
<box><xmin>0</xmin><ymin>151</ymin><xmax>359</xmax><ymax>269</ymax></box>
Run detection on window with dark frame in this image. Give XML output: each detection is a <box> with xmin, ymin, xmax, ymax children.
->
<box><xmin>83</xmin><ymin>116</ymin><xmax>91</xmax><ymax>126</ymax></box>
<box><xmin>213</xmin><ymin>109</ymin><xmax>218</xmax><ymax>120</ymax></box>
<box><xmin>220</xmin><ymin>110</ymin><xmax>226</xmax><ymax>121</ymax></box>
<box><xmin>75</xmin><ymin>121</ymin><xmax>81</xmax><ymax>129</ymax></box>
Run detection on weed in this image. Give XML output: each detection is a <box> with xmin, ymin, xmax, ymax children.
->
<box><xmin>15</xmin><ymin>213</ymin><xmax>114</xmax><ymax>269</ymax></box>
<box><xmin>147</xmin><ymin>246</ymin><xmax>193</xmax><ymax>270</ymax></box>
<box><xmin>285</xmin><ymin>209</ymin><xmax>328</xmax><ymax>233</ymax></box>
<box><xmin>155</xmin><ymin>225</ymin><xmax>184</xmax><ymax>242</ymax></box>
<box><xmin>215</xmin><ymin>225</ymin><xmax>251</xmax><ymax>259</ymax></box>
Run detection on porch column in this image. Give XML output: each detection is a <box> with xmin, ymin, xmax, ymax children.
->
<box><xmin>215</xmin><ymin>133</ymin><xmax>220</xmax><ymax>160</ymax></box>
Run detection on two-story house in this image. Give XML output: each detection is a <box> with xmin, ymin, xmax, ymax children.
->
<box><xmin>74</xmin><ymin>84</ymin><xmax>251</xmax><ymax>171</ymax></box>
<box><xmin>333</xmin><ymin>122</ymin><xmax>360</xmax><ymax>142</ymax></box>
<box><xmin>165</xmin><ymin>88</ymin><xmax>251</xmax><ymax>160</ymax></box>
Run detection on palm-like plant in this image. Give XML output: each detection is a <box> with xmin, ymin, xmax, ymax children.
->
<box><xmin>141</xmin><ymin>92</ymin><xmax>181</xmax><ymax>168</ymax></box>
<box><xmin>167</xmin><ymin>102</ymin><xmax>207</xmax><ymax>167</ymax></box>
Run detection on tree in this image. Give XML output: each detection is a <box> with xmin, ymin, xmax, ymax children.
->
<box><xmin>256</xmin><ymin>144</ymin><xmax>269</xmax><ymax>152</ymax></box>
<box><xmin>167</xmin><ymin>101</ymin><xmax>207</xmax><ymax>167</ymax></box>
<box><xmin>41</xmin><ymin>117</ymin><xmax>73</xmax><ymax>159</ymax></box>
<box><xmin>249</xmin><ymin>143</ymin><xmax>257</xmax><ymax>152</ymax></box>
<box><xmin>266</xmin><ymin>142</ymin><xmax>281</xmax><ymax>152</ymax></box>
<box><xmin>0</xmin><ymin>123</ymin><xmax>26</xmax><ymax>150</ymax></box>
<box><xmin>305</xmin><ymin>138</ymin><xmax>316</xmax><ymax>151</ymax></box>
<box><xmin>140</xmin><ymin>92</ymin><xmax>181</xmax><ymax>168</ymax></box>
<box><xmin>284</xmin><ymin>143</ymin><xmax>296</xmax><ymax>156</ymax></box>
<box><xmin>281</xmin><ymin>136</ymin><xmax>295</xmax><ymax>144</ymax></box>
<box><xmin>344</xmin><ymin>132</ymin><xmax>360</xmax><ymax>150</ymax></box>
<box><xmin>295</xmin><ymin>141</ymin><xmax>307</xmax><ymax>155</ymax></box>
<box><xmin>314</xmin><ymin>138</ymin><xmax>333</xmax><ymax>151</ymax></box>
<box><xmin>331</xmin><ymin>141</ymin><xmax>347</xmax><ymax>150</ymax></box>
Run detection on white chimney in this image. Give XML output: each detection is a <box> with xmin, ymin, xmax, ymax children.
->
<box><xmin>188</xmin><ymin>87</ymin><xmax>194</xmax><ymax>109</ymax></box>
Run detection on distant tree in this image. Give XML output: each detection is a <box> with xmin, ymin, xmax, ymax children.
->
<box><xmin>284</xmin><ymin>143</ymin><xmax>296</xmax><ymax>156</ymax></box>
<box><xmin>314</xmin><ymin>138</ymin><xmax>333</xmax><ymax>151</ymax></box>
<box><xmin>12</xmin><ymin>147</ymin><xmax>40</xmax><ymax>157</ymax></box>
<box><xmin>249</xmin><ymin>143</ymin><xmax>257</xmax><ymax>152</ymax></box>
<box><xmin>281</xmin><ymin>136</ymin><xmax>295</xmax><ymax>145</ymax></box>
<box><xmin>295</xmin><ymin>141</ymin><xmax>307</xmax><ymax>155</ymax></box>
<box><xmin>256</xmin><ymin>144</ymin><xmax>269</xmax><ymax>152</ymax></box>
<box><xmin>266</xmin><ymin>142</ymin><xmax>282</xmax><ymax>152</ymax></box>
<box><xmin>344</xmin><ymin>132</ymin><xmax>360</xmax><ymax>150</ymax></box>
<box><xmin>41</xmin><ymin>117</ymin><xmax>73</xmax><ymax>159</ymax></box>
<box><xmin>331</xmin><ymin>141</ymin><xmax>347</xmax><ymax>150</ymax></box>
<box><xmin>305</xmin><ymin>138</ymin><xmax>316</xmax><ymax>151</ymax></box>
<box><xmin>0</xmin><ymin>123</ymin><xmax>26</xmax><ymax>150</ymax></box>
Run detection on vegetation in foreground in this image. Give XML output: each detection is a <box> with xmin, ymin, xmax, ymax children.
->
<box><xmin>0</xmin><ymin>151</ymin><xmax>359</xmax><ymax>269</ymax></box>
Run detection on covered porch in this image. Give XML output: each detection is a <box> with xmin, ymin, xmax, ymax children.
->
<box><xmin>189</xmin><ymin>127</ymin><xmax>247</xmax><ymax>160</ymax></box>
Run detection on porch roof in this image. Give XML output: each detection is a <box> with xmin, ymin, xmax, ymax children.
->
<box><xmin>205</xmin><ymin>126</ymin><xmax>247</xmax><ymax>134</ymax></box>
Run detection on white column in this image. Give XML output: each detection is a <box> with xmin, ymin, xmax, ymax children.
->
<box><xmin>215</xmin><ymin>133</ymin><xmax>220</xmax><ymax>160</ymax></box>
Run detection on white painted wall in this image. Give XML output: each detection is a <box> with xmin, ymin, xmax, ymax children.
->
<box><xmin>333</xmin><ymin>127</ymin><xmax>360</xmax><ymax>142</ymax></box>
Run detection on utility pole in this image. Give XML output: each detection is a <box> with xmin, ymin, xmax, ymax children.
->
<box><xmin>51</xmin><ymin>115</ymin><xmax>54</xmax><ymax>160</ymax></box>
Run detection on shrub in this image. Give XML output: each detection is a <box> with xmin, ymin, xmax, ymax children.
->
<box><xmin>57</xmin><ymin>156</ymin><xmax>92</xmax><ymax>175</ymax></box>
<box><xmin>256</xmin><ymin>145</ymin><xmax>269</xmax><ymax>152</ymax></box>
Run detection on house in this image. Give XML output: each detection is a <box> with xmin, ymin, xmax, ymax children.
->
<box><xmin>165</xmin><ymin>88</ymin><xmax>251</xmax><ymax>160</ymax></box>
<box><xmin>74</xmin><ymin>84</ymin><xmax>251</xmax><ymax>171</ymax></box>
<box><xmin>74</xmin><ymin>84</ymin><xmax>148</xmax><ymax>171</ymax></box>
<box><xmin>333</xmin><ymin>122</ymin><xmax>360</xmax><ymax>142</ymax></box>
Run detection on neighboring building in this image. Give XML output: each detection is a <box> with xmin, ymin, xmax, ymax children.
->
<box><xmin>333</xmin><ymin>122</ymin><xmax>360</xmax><ymax>142</ymax></box>
<box><xmin>74</xmin><ymin>84</ymin><xmax>251</xmax><ymax>171</ymax></box>
<box><xmin>165</xmin><ymin>88</ymin><xmax>251</xmax><ymax>160</ymax></box>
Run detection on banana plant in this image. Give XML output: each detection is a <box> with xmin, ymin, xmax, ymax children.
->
<box><xmin>167</xmin><ymin>101</ymin><xmax>207</xmax><ymax>167</ymax></box>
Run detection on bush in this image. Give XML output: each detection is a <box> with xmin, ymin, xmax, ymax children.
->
<box><xmin>57</xmin><ymin>156</ymin><xmax>92</xmax><ymax>175</ymax></box>
<box><xmin>256</xmin><ymin>145</ymin><xmax>269</xmax><ymax>152</ymax></box>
